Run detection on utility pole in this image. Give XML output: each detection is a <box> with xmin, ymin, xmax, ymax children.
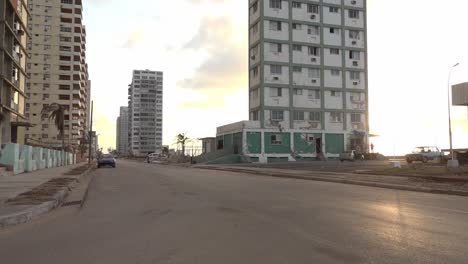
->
<box><xmin>88</xmin><ymin>101</ymin><xmax>93</xmax><ymax>165</ymax></box>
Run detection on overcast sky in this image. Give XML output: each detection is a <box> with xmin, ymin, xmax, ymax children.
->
<box><xmin>85</xmin><ymin>0</ymin><xmax>468</xmax><ymax>155</ymax></box>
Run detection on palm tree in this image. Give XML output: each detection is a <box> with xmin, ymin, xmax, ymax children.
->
<box><xmin>176</xmin><ymin>133</ymin><xmax>189</xmax><ymax>156</ymax></box>
<box><xmin>41</xmin><ymin>103</ymin><xmax>66</xmax><ymax>152</ymax></box>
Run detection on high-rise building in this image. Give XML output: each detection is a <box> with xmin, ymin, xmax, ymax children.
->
<box><xmin>128</xmin><ymin>70</ymin><xmax>163</xmax><ymax>157</ymax></box>
<box><xmin>25</xmin><ymin>0</ymin><xmax>90</xmax><ymax>149</ymax></box>
<box><xmin>0</xmin><ymin>0</ymin><xmax>30</xmax><ymax>145</ymax></box>
<box><xmin>116</xmin><ymin>106</ymin><xmax>129</xmax><ymax>155</ymax></box>
<box><xmin>214</xmin><ymin>0</ymin><xmax>368</xmax><ymax>162</ymax></box>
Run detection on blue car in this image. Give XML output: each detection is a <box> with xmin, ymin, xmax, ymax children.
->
<box><xmin>97</xmin><ymin>154</ymin><xmax>116</xmax><ymax>168</ymax></box>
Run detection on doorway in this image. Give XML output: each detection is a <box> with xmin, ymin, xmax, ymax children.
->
<box><xmin>315</xmin><ymin>138</ymin><xmax>322</xmax><ymax>154</ymax></box>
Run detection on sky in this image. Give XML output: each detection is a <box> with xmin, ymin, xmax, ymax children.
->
<box><xmin>85</xmin><ymin>0</ymin><xmax>468</xmax><ymax>156</ymax></box>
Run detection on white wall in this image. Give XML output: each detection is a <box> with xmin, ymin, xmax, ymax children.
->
<box><xmin>292</xmin><ymin>45</ymin><xmax>320</xmax><ymax>65</ymax></box>
<box><xmin>249</xmin><ymin>21</ymin><xmax>260</xmax><ymax>44</ymax></box>
<box><xmin>263</xmin><ymin>0</ymin><xmax>289</xmax><ymax>19</ymax></box>
<box><xmin>264</xmin><ymin>20</ymin><xmax>289</xmax><ymax>41</ymax></box>
<box><xmin>292</xmin><ymin>25</ymin><xmax>320</xmax><ymax>44</ymax></box>
<box><xmin>325</xmin><ymin>112</ymin><xmax>344</xmax><ymax>131</ymax></box>
<box><xmin>323</xmin><ymin>27</ymin><xmax>342</xmax><ymax>46</ymax></box>
<box><xmin>346</xmin><ymin>92</ymin><xmax>366</xmax><ymax>110</ymax></box>
<box><xmin>249</xmin><ymin>88</ymin><xmax>260</xmax><ymax>109</ymax></box>
<box><xmin>293</xmin><ymin>116</ymin><xmax>322</xmax><ymax>130</ymax></box>
<box><xmin>344</xmin><ymin>29</ymin><xmax>365</xmax><ymax>49</ymax></box>
<box><xmin>324</xmin><ymin>91</ymin><xmax>343</xmax><ymax>109</ymax></box>
<box><xmin>323</xmin><ymin>0</ymin><xmax>341</xmax><ymax>4</ymax></box>
<box><xmin>292</xmin><ymin>4</ymin><xmax>320</xmax><ymax>23</ymax></box>
<box><xmin>264</xmin><ymin>65</ymin><xmax>289</xmax><ymax>85</ymax></box>
<box><xmin>324</xmin><ymin>69</ymin><xmax>343</xmax><ymax>88</ymax></box>
<box><xmin>344</xmin><ymin>0</ymin><xmax>364</xmax><ymax>8</ymax></box>
<box><xmin>346</xmin><ymin>113</ymin><xmax>366</xmax><ymax>131</ymax></box>
<box><xmin>345</xmin><ymin>71</ymin><xmax>366</xmax><ymax>89</ymax></box>
<box><xmin>292</xmin><ymin>67</ymin><xmax>320</xmax><ymax>86</ymax></box>
<box><xmin>264</xmin><ymin>110</ymin><xmax>290</xmax><ymax>129</ymax></box>
<box><xmin>324</xmin><ymin>49</ymin><xmax>342</xmax><ymax>67</ymax></box>
<box><xmin>293</xmin><ymin>90</ymin><xmax>321</xmax><ymax>108</ymax></box>
<box><xmin>250</xmin><ymin>66</ymin><xmax>260</xmax><ymax>87</ymax></box>
<box><xmin>249</xmin><ymin>44</ymin><xmax>260</xmax><ymax>66</ymax></box>
<box><xmin>264</xmin><ymin>42</ymin><xmax>289</xmax><ymax>63</ymax></box>
<box><xmin>344</xmin><ymin>9</ymin><xmax>364</xmax><ymax>28</ymax></box>
<box><xmin>264</xmin><ymin>87</ymin><xmax>289</xmax><ymax>107</ymax></box>
<box><xmin>322</xmin><ymin>6</ymin><xmax>342</xmax><ymax>25</ymax></box>
<box><xmin>345</xmin><ymin>50</ymin><xmax>365</xmax><ymax>69</ymax></box>
<box><xmin>249</xmin><ymin>2</ymin><xmax>260</xmax><ymax>23</ymax></box>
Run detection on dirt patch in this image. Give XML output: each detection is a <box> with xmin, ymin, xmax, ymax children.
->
<box><xmin>6</xmin><ymin>177</ymin><xmax>76</xmax><ymax>205</ymax></box>
<box><xmin>63</xmin><ymin>165</ymin><xmax>90</xmax><ymax>175</ymax></box>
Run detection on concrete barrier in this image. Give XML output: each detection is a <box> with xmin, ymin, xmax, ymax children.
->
<box><xmin>0</xmin><ymin>144</ymin><xmax>76</xmax><ymax>175</ymax></box>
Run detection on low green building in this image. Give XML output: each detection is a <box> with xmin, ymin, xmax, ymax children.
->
<box><xmin>216</xmin><ymin>121</ymin><xmax>367</xmax><ymax>163</ymax></box>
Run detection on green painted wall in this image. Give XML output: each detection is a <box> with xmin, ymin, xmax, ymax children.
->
<box><xmin>247</xmin><ymin>132</ymin><xmax>262</xmax><ymax>154</ymax></box>
<box><xmin>293</xmin><ymin>133</ymin><xmax>322</xmax><ymax>154</ymax></box>
<box><xmin>325</xmin><ymin>134</ymin><xmax>345</xmax><ymax>154</ymax></box>
<box><xmin>233</xmin><ymin>132</ymin><xmax>243</xmax><ymax>153</ymax></box>
<box><xmin>264</xmin><ymin>132</ymin><xmax>290</xmax><ymax>154</ymax></box>
<box><xmin>223</xmin><ymin>134</ymin><xmax>233</xmax><ymax>149</ymax></box>
<box><xmin>216</xmin><ymin>136</ymin><xmax>223</xmax><ymax>150</ymax></box>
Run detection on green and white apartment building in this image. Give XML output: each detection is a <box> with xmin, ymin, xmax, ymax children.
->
<box><xmin>216</xmin><ymin>0</ymin><xmax>369</xmax><ymax>163</ymax></box>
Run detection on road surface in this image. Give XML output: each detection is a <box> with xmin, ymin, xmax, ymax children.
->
<box><xmin>1</xmin><ymin>160</ymin><xmax>468</xmax><ymax>263</ymax></box>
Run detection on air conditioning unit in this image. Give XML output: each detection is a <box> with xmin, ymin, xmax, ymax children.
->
<box><xmin>311</xmin><ymin>79</ymin><xmax>317</xmax><ymax>83</ymax></box>
<box><xmin>310</xmin><ymin>122</ymin><xmax>319</xmax><ymax>129</ymax></box>
<box><xmin>310</xmin><ymin>15</ymin><xmax>316</xmax><ymax>19</ymax></box>
<box><xmin>351</xmin><ymin>40</ymin><xmax>357</xmax><ymax>45</ymax></box>
<box><xmin>351</xmin><ymin>0</ymin><xmax>357</xmax><ymax>4</ymax></box>
<box><xmin>311</xmin><ymin>57</ymin><xmax>317</xmax><ymax>62</ymax></box>
<box><xmin>251</xmin><ymin>55</ymin><xmax>256</xmax><ymax>60</ymax></box>
<box><xmin>352</xmin><ymin>61</ymin><xmax>359</xmax><ymax>66</ymax></box>
<box><xmin>353</xmin><ymin>81</ymin><xmax>359</xmax><ymax>85</ymax></box>
<box><xmin>273</xmin><ymin>76</ymin><xmax>279</xmax><ymax>81</ymax></box>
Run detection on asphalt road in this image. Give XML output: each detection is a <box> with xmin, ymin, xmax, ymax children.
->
<box><xmin>1</xmin><ymin>160</ymin><xmax>468</xmax><ymax>264</ymax></box>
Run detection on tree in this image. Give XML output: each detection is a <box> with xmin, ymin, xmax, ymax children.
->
<box><xmin>176</xmin><ymin>133</ymin><xmax>189</xmax><ymax>156</ymax></box>
<box><xmin>41</xmin><ymin>103</ymin><xmax>66</xmax><ymax>152</ymax></box>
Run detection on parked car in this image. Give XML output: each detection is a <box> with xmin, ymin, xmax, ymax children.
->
<box><xmin>405</xmin><ymin>146</ymin><xmax>443</xmax><ymax>163</ymax></box>
<box><xmin>97</xmin><ymin>154</ymin><xmax>116</xmax><ymax>168</ymax></box>
<box><xmin>340</xmin><ymin>150</ymin><xmax>364</xmax><ymax>162</ymax></box>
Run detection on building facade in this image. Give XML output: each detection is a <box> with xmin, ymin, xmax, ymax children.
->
<box><xmin>116</xmin><ymin>106</ymin><xmax>129</xmax><ymax>155</ymax></box>
<box><xmin>0</xmin><ymin>0</ymin><xmax>30</xmax><ymax>145</ymax></box>
<box><xmin>128</xmin><ymin>70</ymin><xmax>163</xmax><ymax>157</ymax></box>
<box><xmin>24</xmin><ymin>0</ymin><xmax>90</xmax><ymax>150</ymax></box>
<box><xmin>240</xmin><ymin>0</ymin><xmax>369</xmax><ymax>161</ymax></box>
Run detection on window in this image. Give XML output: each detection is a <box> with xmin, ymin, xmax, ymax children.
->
<box><xmin>293</xmin><ymin>66</ymin><xmax>302</xmax><ymax>73</ymax></box>
<box><xmin>271</xmin><ymin>110</ymin><xmax>284</xmax><ymax>120</ymax></box>
<box><xmin>292</xmin><ymin>23</ymin><xmax>302</xmax><ymax>30</ymax></box>
<box><xmin>331</xmin><ymin>69</ymin><xmax>341</xmax><ymax>76</ymax></box>
<box><xmin>307</xmin><ymin>4</ymin><xmax>319</xmax><ymax>14</ymax></box>
<box><xmin>308</xmin><ymin>46</ymin><xmax>319</xmax><ymax>56</ymax></box>
<box><xmin>349</xmin><ymin>50</ymin><xmax>361</xmax><ymax>60</ymax></box>
<box><xmin>308</xmin><ymin>68</ymin><xmax>320</xmax><ymax>78</ymax></box>
<box><xmin>271</xmin><ymin>134</ymin><xmax>283</xmax><ymax>145</ymax></box>
<box><xmin>307</xmin><ymin>25</ymin><xmax>319</xmax><ymax>35</ymax></box>
<box><xmin>310</xmin><ymin>112</ymin><xmax>321</xmax><ymax>122</ymax></box>
<box><xmin>329</xmin><ymin>7</ymin><xmax>339</xmax><ymax>13</ymax></box>
<box><xmin>42</xmin><ymin>124</ymin><xmax>49</xmax><ymax>129</ymax></box>
<box><xmin>329</xmin><ymin>28</ymin><xmax>339</xmax><ymax>34</ymax></box>
<box><xmin>251</xmin><ymin>111</ymin><xmax>259</xmax><ymax>121</ymax></box>
<box><xmin>349</xmin><ymin>9</ymin><xmax>360</xmax><ymax>19</ymax></box>
<box><xmin>308</xmin><ymin>89</ymin><xmax>320</xmax><ymax>99</ymax></box>
<box><xmin>330</xmin><ymin>48</ymin><xmax>340</xmax><ymax>55</ymax></box>
<box><xmin>270</xmin><ymin>87</ymin><xmax>282</xmax><ymax>97</ymax></box>
<box><xmin>330</xmin><ymin>112</ymin><xmax>343</xmax><ymax>122</ymax></box>
<box><xmin>350</xmin><ymin>71</ymin><xmax>361</xmax><ymax>80</ymax></box>
<box><xmin>252</xmin><ymin>66</ymin><xmax>259</xmax><ymax>77</ymax></box>
<box><xmin>294</xmin><ymin>89</ymin><xmax>303</xmax><ymax>95</ymax></box>
<box><xmin>269</xmin><ymin>0</ymin><xmax>282</xmax><ymax>9</ymax></box>
<box><xmin>330</xmin><ymin>91</ymin><xmax>341</xmax><ymax>97</ymax></box>
<box><xmin>270</xmin><ymin>43</ymin><xmax>282</xmax><ymax>53</ymax></box>
<box><xmin>293</xmin><ymin>44</ymin><xmax>302</xmax><ymax>51</ymax></box>
<box><xmin>292</xmin><ymin>2</ymin><xmax>301</xmax><ymax>8</ymax></box>
<box><xmin>61</xmin><ymin>0</ymin><xmax>73</xmax><ymax>4</ymax></box>
<box><xmin>349</xmin><ymin>30</ymin><xmax>360</xmax><ymax>40</ymax></box>
<box><xmin>270</xmin><ymin>65</ymin><xmax>282</xmax><ymax>75</ymax></box>
<box><xmin>250</xmin><ymin>89</ymin><xmax>259</xmax><ymax>100</ymax></box>
<box><xmin>351</xmin><ymin>113</ymin><xmax>361</xmax><ymax>123</ymax></box>
<box><xmin>294</xmin><ymin>111</ymin><xmax>305</xmax><ymax>121</ymax></box>
<box><xmin>269</xmin><ymin>21</ymin><xmax>282</xmax><ymax>31</ymax></box>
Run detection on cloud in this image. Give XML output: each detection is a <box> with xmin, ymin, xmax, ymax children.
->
<box><xmin>177</xmin><ymin>17</ymin><xmax>247</xmax><ymax>94</ymax></box>
<box><xmin>187</xmin><ymin>0</ymin><xmax>229</xmax><ymax>4</ymax></box>
<box><xmin>121</xmin><ymin>29</ymin><xmax>145</xmax><ymax>49</ymax></box>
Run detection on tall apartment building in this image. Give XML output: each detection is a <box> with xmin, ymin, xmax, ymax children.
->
<box><xmin>0</xmin><ymin>0</ymin><xmax>30</xmax><ymax>145</ymax></box>
<box><xmin>215</xmin><ymin>0</ymin><xmax>368</xmax><ymax>162</ymax></box>
<box><xmin>128</xmin><ymin>70</ymin><xmax>163</xmax><ymax>157</ymax></box>
<box><xmin>116</xmin><ymin>106</ymin><xmax>129</xmax><ymax>155</ymax></box>
<box><xmin>25</xmin><ymin>0</ymin><xmax>90</xmax><ymax>149</ymax></box>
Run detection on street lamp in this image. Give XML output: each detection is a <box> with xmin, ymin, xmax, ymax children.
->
<box><xmin>447</xmin><ymin>63</ymin><xmax>459</xmax><ymax>168</ymax></box>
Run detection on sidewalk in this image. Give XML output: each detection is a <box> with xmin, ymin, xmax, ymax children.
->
<box><xmin>0</xmin><ymin>163</ymin><xmax>93</xmax><ymax>228</ymax></box>
<box><xmin>193</xmin><ymin>165</ymin><xmax>468</xmax><ymax>197</ymax></box>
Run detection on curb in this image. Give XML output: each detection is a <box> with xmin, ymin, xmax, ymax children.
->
<box><xmin>0</xmin><ymin>165</ymin><xmax>94</xmax><ymax>228</ymax></box>
<box><xmin>195</xmin><ymin>166</ymin><xmax>468</xmax><ymax>197</ymax></box>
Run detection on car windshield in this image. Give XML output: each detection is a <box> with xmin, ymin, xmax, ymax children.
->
<box><xmin>102</xmin><ymin>154</ymin><xmax>113</xmax><ymax>159</ymax></box>
<box><xmin>412</xmin><ymin>147</ymin><xmax>424</xmax><ymax>153</ymax></box>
